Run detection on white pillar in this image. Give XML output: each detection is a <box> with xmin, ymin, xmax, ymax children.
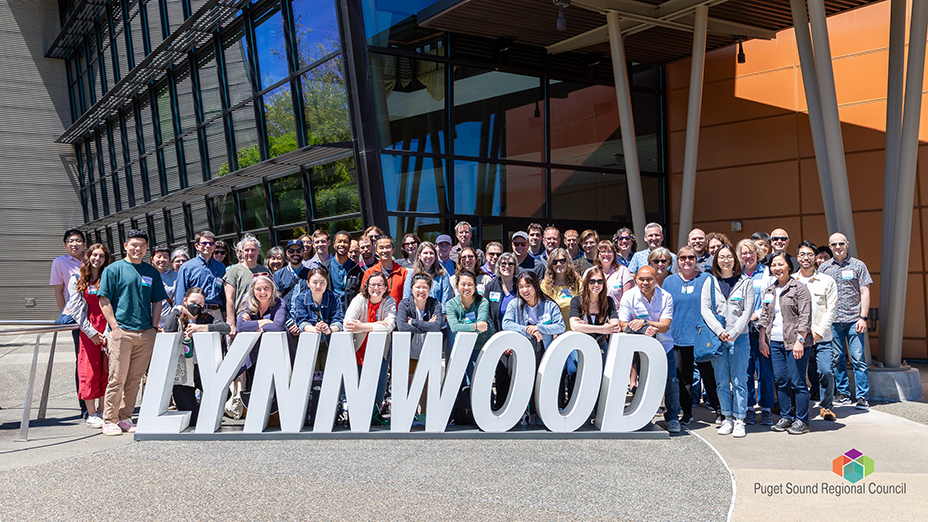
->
<box><xmin>879</xmin><ymin>0</ymin><xmax>907</xmax><ymax>352</ymax></box>
<box><xmin>607</xmin><ymin>11</ymin><xmax>647</xmax><ymax>243</ymax></box>
<box><xmin>789</xmin><ymin>0</ymin><xmax>836</xmax><ymax>234</ymax></box>
<box><xmin>884</xmin><ymin>0</ymin><xmax>928</xmax><ymax>368</ymax></box>
<box><xmin>676</xmin><ymin>5</ymin><xmax>709</xmax><ymax>250</ymax></box>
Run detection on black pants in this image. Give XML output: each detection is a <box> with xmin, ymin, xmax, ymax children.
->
<box><xmin>697</xmin><ymin>360</ymin><xmax>720</xmax><ymax>411</ymax></box>
<box><xmin>674</xmin><ymin>345</ymin><xmax>695</xmax><ymax>419</ymax></box>
<box><xmin>72</xmin><ymin>329</ymin><xmax>87</xmax><ymax>416</ymax></box>
<box><xmin>172</xmin><ymin>365</ymin><xmax>202</xmax><ymax>426</ymax></box>
<box><xmin>494</xmin><ymin>354</ymin><xmax>514</xmax><ymax>411</ymax></box>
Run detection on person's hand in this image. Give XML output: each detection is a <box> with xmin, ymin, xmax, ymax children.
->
<box><xmin>229</xmin><ymin>324</ymin><xmax>237</xmax><ymax>338</ymax></box>
<box><xmin>407</xmin><ymin>318</ymin><xmax>414</xmax><ymax>325</ymax></box>
<box><xmin>303</xmin><ymin>324</ymin><xmax>319</xmax><ymax>333</ymax></box>
<box><xmin>720</xmin><ymin>331</ymin><xmax>733</xmax><ymax>343</ymax></box>
<box><xmin>428</xmin><ymin>315</ymin><xmax>438</xmax><ymax>322</ymax></box>
<box><xmin>345</xmin><ymin>319</ymin><xmax>360</xmax><ymax>332</ymax></box>
<box><xmin>750</xmin><ymin>312</ymin><xmax>759</xmax><ymax>322</ymax></box>
<box><xmin>610</xmin><ymin>323</ymin><xmax>622</xmax><ymax>334</ymax></box>
<box><xmin>185</xmin><ymin>324</ymin><xmax>207</xmax><ymax>335</ymax></box>
<box><xmin>503</xmin><ymin>349</ymin><xmax>513</xmax><ymax>356</ymax></box>
<box><xmin>288</xmin><ymin>323</ymin><xmax>300</xmax><ymax>335</ymax></box>
<box><xmin>257</xmin><ymin>319</ymin><xmax>273</xmax><ymax>331</ymax></box>
<box><xmin>525</xmin><ymin>325</ymin><xmax>539</xmax><ymax>337</ymax></box>
<box><xmin>645</xmin><ymin>325</ymin><xmax>657</xmax><ymax>337</ymax></box>
<box><xmin>475</xmin><ymin>321</ymin><xmax>488</xmax><ymax>333</ymax></box>
<box><xmin>533</xmin><ymin>331</ymin><xmax>543</xmax><ymax>342</ymax></box>
<box><xmin>759</xmin><ymin>339</ymin><xmax>770</xmax><ymax>358</ymax></box>
<box><xmin>90</xmin><ymin>333</ymin><xmax>104</xmax><ymax>345</ymax></box>
<box><xmin>856</xmin><ymin>318</ymin><xmax>868</xmax><ymax>334</ymax></box>
<box><xmin>793</xmin><ymin>341</ymin><xmax>805</xmax><ymax>359</ymax></box>
<box><xmin>628</xmin><ymin>319</ymin><xmax>645</xmax><ymax>331</ymax></box>
<box><xmin>317</xmin><ymin>321</ymin><xmax>331</xmax><ymax>335</ymax></box>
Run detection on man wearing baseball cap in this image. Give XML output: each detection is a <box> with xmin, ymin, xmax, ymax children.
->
<box><xmin>436</xmin><ymin>234</ymin><xmax>456</xmax><ymax>275</ymax></box>
<box><xmin>512</xmin><ymin>231</ymin><xmax>546</xmax><ymax>279</ymax></box>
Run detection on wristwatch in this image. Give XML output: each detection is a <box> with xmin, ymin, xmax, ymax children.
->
<box><xmin>860</xmin><ymin>315</ymin><xmax>868</xmax><ymax>321</ymax></box>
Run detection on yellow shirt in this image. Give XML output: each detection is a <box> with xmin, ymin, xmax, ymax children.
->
<box><xmin>541</xmin><ymin>280</ymin><xmax>580</xmax><ymax>331</ymax></box>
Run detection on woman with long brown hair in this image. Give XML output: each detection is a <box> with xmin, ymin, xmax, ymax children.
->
<box><xmin>66</xmin><ymin>243</ymin><xmax>112</xmax><ymax>428</ymax></box>
<box><xmin>541</xmin><ymin>248</ymin><xmax>582</xmax><ymax>331</ymax></box>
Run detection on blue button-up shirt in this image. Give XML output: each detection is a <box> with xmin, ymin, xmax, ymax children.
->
<box><xmin>328</xmin><ymin>256</ymin><xmax>356</xmax><ymax>302</ymax></box>
<box><xmin>175</xmin><ymin>255</ymin><xmax>226</xmax><ymax>306</ymax></box>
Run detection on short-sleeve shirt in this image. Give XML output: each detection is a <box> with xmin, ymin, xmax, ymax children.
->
<box><xmin>819</xmin><ymin>256</ymin><xmax>872</xmax><ymax>323</ymax></box>
<box><xmin>224</xmin><ymin>263</ymin><xmax>270</xmax><ymax>311</ymax></box>
<box><xmin>627</xmin><ymin>249</ymin><xmax>677</xmax><ymax>276</ymax></box>
<box><xmin>97</xmin><ymin>259</ymin><xmax>167</xmax><ymax>331</ymax></box>
<box><xmin>176</xmin><ymin>255</ymin><xmax>227</xmax><ymax>306</ymax></box>
<box><xmin>569</xmin><ymin>295</ymin><xmax>618</xmax><ymax>345</ymax></box>
<box><xmin>618</xmin><ymin>286</ymin><xmax>674</xmax><ymax>353</ymax></box>
<box><xmin>49</xmin><ymin>254</ymin><xmax>82</xmax><ymax>310</ymax></box>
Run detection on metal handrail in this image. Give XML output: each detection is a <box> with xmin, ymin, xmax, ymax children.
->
<box><xmin>0</xmin><ymin>321</ymin><xmax>80</xmax><ymax>441</ymax></box>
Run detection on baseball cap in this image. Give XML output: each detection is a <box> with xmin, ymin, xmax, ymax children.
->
<box><xmin>512</xmin><ymin>231</ymin><xmax>529</xmax><ymax>242</ymax></box>
<box><xmin>436</xmin><ymin>234</ymin><xmax>453</xmax><ymax>245</ymax></box>
<box><xmin>286</xmin><ymin>239</ymin><xmax>303</xmax><ymax>248</ymax></box>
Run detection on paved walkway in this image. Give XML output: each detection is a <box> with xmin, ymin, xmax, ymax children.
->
<box><xmin>2</xmin><ymin>334</ymin><xmax>927</xmax><ymax>520</ymax></box>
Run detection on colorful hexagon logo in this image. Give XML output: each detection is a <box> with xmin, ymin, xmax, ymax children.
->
<box><xmin>832</xmin><ymin>449</ymin><xmax>874</xmax><ymax>483</ymax></box>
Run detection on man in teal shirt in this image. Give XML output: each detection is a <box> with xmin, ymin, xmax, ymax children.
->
<box><xmin>98</xmin><ymin>229</ymin><xmax>167</xmax><ymax>436</ymax></box>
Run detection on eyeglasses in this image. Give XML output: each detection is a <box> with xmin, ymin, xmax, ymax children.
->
<box><xmin>403</xmin><ymin>241</ymin><xmax>418</xmax><ymax>247</ymax></box>
<box><xmin>797</xmin><ymin>252</ymin><xmax>815</xmax><ymax>258</ymax></box>
<box><xmin>679</xmin><ymin>255</ymin><xmax>696</xmax><ymax>261</ymax></box>
<box><xmin>499</xmin><ymin>262</ymin><xmax>515</xmax><ymax>267</ymax></box>
<box><xmin>460</xmin><ymin>255</ymin><xmax>476</xmax><ymax>260</ymax></box>
<box><xmin>588</xmin><ymin>278</ymin><xmax>605</xmax><ymax>285</ymax></box>
<box><xmin>215</xmin><ymin>250</ymin><xmax>227</xmax><ymax>255</ymax></box>
<box><xmin>716</xmin><ymin>255</ymin><xmax>735</xmax><ymax>261</ymax></box>
<box><xmin>487</xmin><ymin>252</ymin><xmax>501</xmax><ymax>257</ymax></box>
<box><xmin>771</xmin><ymin>236</ymin><xmax>789</xmax><ymax>242</ymax></box>
<box><xmin>200</xmin><ymin>241</ymin><xmax>215</xmax><ymax>246</ymax></box>
<box><xmin>651</xmin><ymin>259</ymin><xmax>670</xmax><ymax>265</ymax></box>
<box><xmin>615</xmin><ymin>236</ymin><xmax>632</xmax><ymax>242</ymax></box>
<box><xmin>368</xmin><ymin>282</ymin><xmax>386</xmax><ymax>288</ymax></box>
<box><xmin>551</xmin><ymin>258</ymin><xmax>567</xmax><ymax>266</ymax></box>
<box><xmin>830</xmin><ymin>241</ymin><xmax>847</xmax><ymax>247</ymax></box>
<box><xmin>512</xmin><ymin>242</ymin><xmax>528</xmax><ymax>248</ymax></box>
<box><xmin>287</xmin><ymin>248</ymin><xmax>303</xmax><ymax>254</ymax></box>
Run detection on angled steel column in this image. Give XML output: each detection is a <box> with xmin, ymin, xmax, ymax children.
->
<box><xmin>676</xmin><ymin>5</ymin><xmax>709</xmax><ymax>250</ymax></box>
<box><xmin>807</xmin><ymin>0</ymin><xmax>858</xmax><ymax>257</ymax></box>
<box><xmin>789</xmin><ymin>0</ymin><xmax>836</xmax><ymax>234</ymax></box>
<box><xmin>884</xmin><ymin>0</ymin><xmax>928</xmax><ymax>368</ymax></box>
<box><xmin>607</xmin><ymin>11</ymin><xmax>647</xmax><ymax>243</ymax></box>
<box><xmin>879</xmin><ymin>0</ymin><xmax>907</xmax><ymax>351</ymax></box>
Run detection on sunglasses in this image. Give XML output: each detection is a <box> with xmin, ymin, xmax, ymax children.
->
<box><xmin>499</xmin><ymin>262</ymin><xmax>515</xmax><ymax>267</ymax></box>
<box><xmin>200</xmin><ymin>241</ymin><xmax>215</xmax><ymax>246</ymax></box>
<box><xmin>551</xmin><ymin>258</ymin><xmax>568</xmax><ymax>266</ymax></box>
<box><xmin>588</xmin><ymin>278</ymin><xmax>605</xmax><ymax>285</ymax></box>
<box><xmin>830</xmin><ymin>241</ymin><xmax>847</xmax><ymax>247</ymax></box>
<box><xmin>215</xmin><ymin>250</ymin><xmax>226</xmax><ymax>255</ymax></box>
<box><xmin>679</xmin><ymin>255</ymin><xmax>696</xmax><ymax>261</ymax></box>
<box><xmin>651</xmin><ymin>259</ymin><xmax>670</xmax><ymax>265</ymax></box>
<box><xmin>615</xmin><ymin>236</ymin><xmax>632</xmax><ymax>241</ymax></box>
<box><xmin>287</xmin><ymin>248</ymin><xmax>303</xmax><ymax>254</ymax></box>
<box><xmin>403</xmin><ymin>241</ymin><xmax>418</xmax><ymax>247</ymax></box>
<box><xmin>771</xmin><ymin>236</ymin><xmax>789</xmax><ymax>242</ymax></box>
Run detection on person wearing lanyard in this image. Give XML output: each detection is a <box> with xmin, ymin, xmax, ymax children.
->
<box><xmin>758</xmin><ymin>252</ymin><xmax>813</xmax><ymax>435</ymax></box>
<box><xmin>293</xmin><ymin>266</ymin><xmax>344</xmax><ymax>373</ymax></box>
<box><xmin>736</xmin><ymin>239</ymin><xmax>776</xmax><ymax>426</ymax></box>
<box><xmin>619</xmin><ymin>266</ymin><xmax>676</xmax><ymax>434</ymax></box>
<box><xmin>273</xmin><ymin>240</ymin><xmax>310</xmax><ymax>310</ymax></box>
<box><xmin>613</xmin><ymin>227</ymin><xmax>636</xmax><ymax>268</ymax></box>
<box><xmin>662</xmin><ymin>245</ymin><xmax>711</xmax><ymax>426</ymax></box>
<box><xmin>328</xmin><ymin>231</ymin><xmax>358</xmax><ymax>306</ymax></box>
<box><xmin>175</xmin><ymin>230</ymin><xmax>226</xmax><ymax>321</ymax></box>
<box><xmin>569</xmin><ymin>267</ymin><xmax>621</xmax><ymax>413</ymax></box>
<box><xmin>589</xmin><ymin>239</ymin><xmax>634</xmax><ymax>307</ymax></box>
<box><xmin>541</xmin><ymin>248</ymin><xmax>583</xmax><ymax>409</ymax></box>
<box><xmin>446</xmin><ymin>270</ymin><xmax>494</xmax><ymax>386</ymax></box>
<box><xmin>223</xmin><ymin>234</ymin><xmax>269</xmax><ymax>337</ymax></box>
<box><xmin>362</xmin><ymin>235</ymin><xmax>408</xmax><ymax>306</ymax></box>
<box><xmin>396</xmin><ymin>273</ymin><xmax>443</xmax><ymax>426</ymax></box>
<box><xmin>484</xmin><ymin>252</ymin><xmax>520</xmax><ymax>410</ymax></box>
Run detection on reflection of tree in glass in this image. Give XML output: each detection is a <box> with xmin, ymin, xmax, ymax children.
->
<box><xmin>312</xmin><ymin>157</ymin><xmax>361</xmax><ymax>222</ymax></box>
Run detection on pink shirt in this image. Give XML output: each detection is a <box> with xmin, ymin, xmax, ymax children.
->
<box><xmin>50</xmin><ymin>254</ymin><xmax>82</xmax><ymax>310</ymax></box>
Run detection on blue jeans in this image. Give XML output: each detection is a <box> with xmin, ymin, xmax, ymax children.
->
<box><xmin>663</xmin><ymin>349</ymin><xmax>681</xmax><ymax>422</ymax></box>
<box><xmin>831</xmin><ymin>322</ymin><xmax>868</xmax><ymax>399</ymax></box>
<box><xmin>746</xmin><ymin>330</ymin><xmax>775</xmax><ymax>409</ymax></box>
<box><xmin>813</xmin><ymin>342</ymin><xmax>835</xmax><ymax>409</ymax></box>
<box><xmin>710</xmin><ymin>335</ymin><xmax>750</xmax><ymax>420</ymax></box>
<box><xmin>769</xmin><ymin>340</ymin><xmax>810</xmax><ymax>424</ymax></box>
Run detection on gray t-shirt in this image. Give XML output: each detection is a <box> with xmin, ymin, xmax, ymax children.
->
<box><xmin>223</xmin><ymin>263</ymin><xmax>270</xmax><ymax>311</ymax></box>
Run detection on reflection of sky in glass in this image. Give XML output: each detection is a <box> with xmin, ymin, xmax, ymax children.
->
<box><xmin>291</xmin><ymin>0</ymin><xmax>340</xmax><ymax>66</ymax></box>
<box><xmin>253</xmin><ymin>8</ymin><xmax>288</xmax><ymax>89</ymax></box>
<box><xmin>361</xmin><ymin>0</ymin><xmax>439</xmax><ymax>42</ymax></box>
<box><xmin>381</xmin><ymin>153</ymin><xmax>447</xmax><ymax>213</ymax></box>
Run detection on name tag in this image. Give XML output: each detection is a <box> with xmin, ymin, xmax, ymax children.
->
<box><xmin>841</xmin><ymin>270</ymin><xmax>854</xmax><ymax>281</ymax></box>
<box><xmin>488</xmin><ymin>291</ymin><xmax>501</xmax><ymax>302</ymax></box>
<box><xmin>477</xmin><ymin>284</ymin><xmax>485</xmax><ymax>295</ymax></box>
<box><xmin>464</xmin><ymin>311</ymin><xmax>476</xmax><ymax>323</ymax></box>
<box><xmin>763</xmin><ymin>294</ymin><xmax>774</xmax><ymax>304</ymax></box>
<box><xmin>215</xmin><ymin>278</ymin><xmax>223</xmax><ymax>287</ymax></box>
<box><xmin>732</xmin><ymin>296</ymin><xmax>743</xmax><ymax>301</ymax></box>
<box><xmin>89</xmin><ymin>288</ymin><xmax>98</xmax><ymax>295</ymax></box>
<box><xmin>141</xmin><ymin>276</ymin><xmax>152</xmax><ymax>287</ymax></box>
<box><xmin>682</xmin><ymin>286</ymin><xmax>693</xmax><ymax>295</ymax></box>
<box><xmin>539</xmin><ymin>313</ymin><xmax>551</xmax><ymax>325</ymax></box>
<box><xmin>561</xmin><ymin>288</ymin><xmax>572</xmax><ymax>298</ymax></box>
<box><xmin>613</xmin><ymin>283</ymin><xmax>622</xmax><ymax>289</ymax></box>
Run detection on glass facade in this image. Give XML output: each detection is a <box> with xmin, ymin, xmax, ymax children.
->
<box><xmin>59</xmin><ymin>0</ymin><xmax>666</xmax><ymax>258</ymax></box>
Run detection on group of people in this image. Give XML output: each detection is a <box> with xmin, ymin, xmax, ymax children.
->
<box><xmin>50</xmin><ymin>219</ymin><xmax>872</xmax><ymax>435</ymax></box>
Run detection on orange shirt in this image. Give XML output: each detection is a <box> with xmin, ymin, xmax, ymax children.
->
<box><xmin>361</xmin><ymin>261</ymin><xmax>407</xmax><ymax>306</ymax></box>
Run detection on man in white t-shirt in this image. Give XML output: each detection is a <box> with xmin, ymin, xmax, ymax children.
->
<box><xmin>50</xmin><ymin>228</ymin><xmax>87</xmax><ymax>418</ymax></box>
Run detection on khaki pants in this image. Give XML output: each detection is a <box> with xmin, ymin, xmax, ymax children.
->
<box><xmin>103</xmin><ymin>328</ymin><xmax>157</xmax><ymax>424</ymax></box>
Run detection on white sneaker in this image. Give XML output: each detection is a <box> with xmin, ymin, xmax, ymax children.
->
<box><xmin>717</xmin><ymin>419</ymin><xmax>733</xmax><ymax>435</ymax></box>
<box><xmin>85</xmin><ymin>414</ymin><xmax>104</xmax><ymax>429</ymax></box>
<box><xmin>732</xmin><ymin>419</ymin><xmax>746</xmax><ymax>438</ymax></box>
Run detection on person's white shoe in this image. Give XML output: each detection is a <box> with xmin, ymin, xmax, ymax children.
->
<box><xmin>717</xmin><ymin>419</ymin><xmax>733</xmax><ymax>435</ymax></box>
<box><xmin>732</xmin><ymin>419</ymin><xmax>746</xmax><ymax>438</ymax></box>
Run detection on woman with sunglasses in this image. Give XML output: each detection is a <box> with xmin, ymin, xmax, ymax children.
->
<box><xmin>397</xmin><ymin>233</ymin><xmax>421</xmax><ymax>269</ymax></box>
<box><xmin>612</xmin><ymin>228</ymin><xmax>636</xmax><ymax>267</ymax></box>
<box><xmin>484</xmin><ymin>252</ymin><xmax>520</xmax><ymax>409</ymax></box>
<box><xmin>701</xmin><ymin>244</ymin><xmax>755</xmax><ymax>438</ymax></box>
<box><xmin>569</xmin><ymin>268</ymin><xmax>621</xmax><ymax>361</ymax></box>
<box><xmin>589</xmin><ymin>239</ymin><xmax>634</xmax><ymax>307</ymax></box>
<box><xmin>213</xmin><ymin>240</ymin><xmax>232</xmax><ymax>270</ymax></box>
<box><xmin>345</xmin><ymin>272</ymin><xmax>396</xmax><ymax>426</ymax></box>
<box><xmin>502</xmin><ymin>272</ymin><xmax>565</xmax><ymax>424</ymax></box>
<box><xmin>648</xmin><ymin>247</ymin><xmax>673</xmax><ymax>286</ymax></box>
<box><xmin>402</xmin><ymin>242</ymin><xmax>452</xmax><ymax>306</ymax></box>
<box><xmin>450</xmin><ymin>246</ymin><xmax>492</xmax><ymax>296</ymax></box>
<box><xmin>662</xmin><ymin>245</ymin><xmax>712</xmax><ymax>426</ymax></box>
<box><xmin>541</xmin><ymin>248</ymin><xmax>582</xmax><ymax>332</ymax></box>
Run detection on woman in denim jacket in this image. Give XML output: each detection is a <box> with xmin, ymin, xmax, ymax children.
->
<box><xmin>701</xmin><ymin>244</ymin><xmax>754</xmax><ymax>438</ymax></box>
<box><xmin>758</xmin><ymin>252</ymin><xmax>813</xmax><ymax>435</ymax></box>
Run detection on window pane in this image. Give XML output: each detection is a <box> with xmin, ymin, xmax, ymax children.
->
<box><xmin>387</xmin><ymin>216</ymin><xmax>447</xmax><ymax>245</ymax></box>
<box><xmin>232</xmin><ymin>103</ymin><xmax>260</xmax><ymax>170</ymax></box>
<box><xmin>155</xmin><ymin>82</ymin><xmax>173</xmax><ymax>143</ymax></box>
<box><xmin>239</xmin><ymin>183</ymin><xmax>268</xmax><ymax>231</ymax></box>
<box><xmin>211</xmin><ymin>194</ymin><xmax>237</xmax><ymax>235</ymax></box>
<box><xmin>361</xmin><ymin>0</ymin><xmax>437</xmax><ymax>47</ymax></box>
<box><xmin>371</xmin><ymin>54</ymin><xmax>445</xmax><ymax>153</ymax></box>
<box><xmin>263</xmin><ymin>84</ymin><xmax>297</xmax><ymax>158</ymax></box>
<box><xmin>198</xmin><ymin>51</ymin><xmax>223</xmax><ymax>122</ymax></box>
<box><xmin>169</xmin><ymin>207</ymin><xmax>186</xmax><ymax>244</ymax></box>
<box><xmin>454</xmin><ymin>161</ymin><xmax>544</xmax><ymax>218</ymax></box>
<box><xmin>270</xmin><ymin>172</ymin><xmax>306</xmax><ymax>225</ymax></box>
<box><xmin>189</xmin><ymin>199</ymin><xmax>210</xmax><ymax>233</ymax></box>
<box><xmin>165</xmin><ymin>0</ymin><xmax>186</xmax><ymax>33</ymax></box>
<box><xmin>551</xmin><ymin>169</ymin><xmax>627</xmax><ymax>222</ymax></box>
<box><xmin>631</xmin><ymin>90</ymin><xmax>662</xmax><ymax>173</ymax></box>
<box><xmin>164</xmin><ymin>145</ymin><xmax>181</xmax><ymax>193</ymax></box>
<box><xmin>549</xmin><ymin>81</ymin><xmax>621</xmax><ymax>169</ymax></box>
<box><xmin>150</xmin><ymin>212</ymin><xmax>167</xmax><ymax>246</ymax></box>
<box><xmin>175</xmin><ymin>69</ymin><xmax>195</xmax><ymax>132</ymax></box>
<box><xmin>130</xmin><ymin>7</ymin><xmax>147</xmax><ymax>64</ymax></box>
<box><xmin>184</xmin><ymin>135</ymin><xmax>202</xmax><ymax>181</ymax></box>
<box><xmin>453</xmin><ymin>68</ymin><xmax>543</xmax><ymax>163</ymax></box>
<box><xmin>381</xmin><ymin>153</ymin><xmax>447</xmax><ymax>214</ymax></box>
<box><xmin>314</xmin><ymin>217</ymin><xmax>363</xmax><ymax>235</ymax></box>
<box><xmin>302</xmin><ymin>56</ymin><xmax>351</xmax><ymax>144</ymax></box>
<box><xmin>223</xmin><ymin>26</ymin><xmax>255</xmax><ymax>107</ymax></box>
<box><xmin>146</xmin><ymin>0</ymin><xmax>165</xmax><ymax>47</ymax></box>
<box><xmin>206</xmin><ymin>120</ymin><xmax>228</xmax><ymax>177</ymax></box>
<box><xmin>311</xmin><ymin>156</ymin><xmax>360</xmax><ymax>218</ymax></box>
<box><xmin>290</xmin><ymin>0</ymin><xmax>339</xmax><ymax>67</ymax></box>
<box><xmin>253</xmin><ymin>6</ymin><xmax>287</xmax><ymax>89</ymax></box>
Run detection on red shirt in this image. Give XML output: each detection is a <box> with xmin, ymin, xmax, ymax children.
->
<box><xmin>361</xmin><ymin>261</ymin><xmax>407</xmax><ymax>306</ymax></box>
<box><xmin>356</xmin><ymin>300</ymin><xmax>382</xmax><ymax>365</ymax></box>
